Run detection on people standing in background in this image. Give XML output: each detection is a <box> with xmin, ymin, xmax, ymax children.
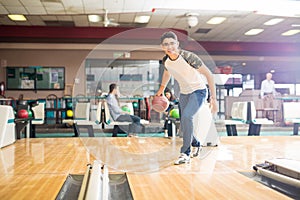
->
<box><xmin>163</xmin><ymin>88</ymin><xmax>178</xmax><ymax>137</ymax></box>
<box><xmin>260</xmin><ymin>72</ymin><xmax>277</xmax><ymax>118</ymax></box>
<box><xmin>260</xmin><ymin>72</ymin><xmax>276</xmax><ymax>99</ymax></box>
<box><xmin>164</xmin><ymin>88</ymin><xmax>177</xmax><ymax>113</ymax></box>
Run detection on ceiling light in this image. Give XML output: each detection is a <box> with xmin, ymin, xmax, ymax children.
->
<box><xmin>206</xmin><ymin>17</ymin><xmax>226</xmax><ymax>25</ymax></box>
<box><xmin>134</xmin><ymin>16</ymin><xmax>150</xmax><ymax>23</ymax></box>
<box><xmin>244</xmin><ymin>29</ymin><xmax>264</xmax><ymax>35</ymax></box>
<box><xmin>88</xmin><ymin>15</ymin><xmax>101</xmax><ymax>22</ymax></box>
<box><xmin>281</xmin><ymin>29</ymin><xmax>300</xmax><ymax>36</ymax></box>
<box><xmin>291</xmin><ymin>24</ymin><xmax>300</xmax><ymax>27</ymax></box>
<box><xmin>264</xmin><ymin>18</ymin><xmax>284</xmax><ymax>26</ymax></box>
<box><xmin>8</xmin><ymin>14</ymin><xmax>27</xmax><ymax>21</ymax></box>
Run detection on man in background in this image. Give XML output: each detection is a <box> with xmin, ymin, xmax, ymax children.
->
<box><xmin>106</xmin><ymin>83</ymin><xmax>143</xmax><ymax>136</ymax></box>
<box><xmin>260</xmin><ymin>72</ymin><xmax>277</xmax><ymax>119</ymax></box>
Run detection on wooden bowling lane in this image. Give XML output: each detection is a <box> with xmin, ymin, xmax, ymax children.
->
<box><xmin>127</xmin><ymin>173</ymin><xmax>291</xmax><ymax>200</ymax></box>
<box><xmin>127</xmin><ymin>136</ymin><xmax>300</xmax><ymax>200</ymax></box>
<box><xmin>0</xmin><ymin>138</ymin><xmax>95</xmax><ymax>199</ymax></box>
<box><xmin>0</xmin><ymin>136</ymin><xmax>299</xmax><ymax>199</ymax></box>
<box><xmin>0</xmin><ymin>174</ymin><xmax>68</xmax><ymax>199</ymax></box>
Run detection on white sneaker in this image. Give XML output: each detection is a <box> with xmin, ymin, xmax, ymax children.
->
<box><xmin>164</xmin><ymin>130</ymin><xmax>168</xmax><ymax>137</ymax></box>
<box><xmin>174</xmin><ymin>153</ymin><xmax>190</xmax><ymax>165</ymax></box>
<box><xmin>190</xmin><ymin>146</ymin><xmax>201</xmax><ymax>158</ymax></box>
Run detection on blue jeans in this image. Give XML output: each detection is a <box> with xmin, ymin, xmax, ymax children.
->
<box><xmin>116</xmin><ymin>114</ymin><xmax>143</xmax><ymax>134</ymax></box>
<box><xmin>179</xmin><ymin>89</ymin><xmax>207</xmax><ymax>156</ymax></box>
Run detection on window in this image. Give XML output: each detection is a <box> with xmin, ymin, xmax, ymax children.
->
<box><xmin>6</xmin><ymin>67</ymin><xmax>65</xmax><ymax>90</ymax></box>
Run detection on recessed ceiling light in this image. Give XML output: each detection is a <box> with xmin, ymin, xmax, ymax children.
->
<box><xmin>244</xmin><ymin>29</ymin><xmax>264</xmax><ymax>35</ymax></box>
<box><xmin>134</xmin><ymin>16</ymin><xmax>150</xmax><ymax>23</ymax></box>
<box><xmin>281</xmin><ymin>29</ymin><xmax>300</xmax><ymax>36</ymax></box>
<box><xmin>264</xmin><ymin>18</ymin><xmax>284</xmax><ymax>26</ymax></box>
<box><xmin>8</xmin><ymin>14</ymin><xmax>27</xmax><ymax>21</ymax></box>
<box><xmin>206</xmin><ymin>17</ymin><xmax>226</xmax><ymax>25</ymax></box>
<box><xmin>88</xmin><ymin>15</ymin><xmax>101</xmax><ymax>23</ymax></box>
<box><xmin>291</xmin><ymin>24</ymin><xmax>300</xmax><ymax>27</ymax></box>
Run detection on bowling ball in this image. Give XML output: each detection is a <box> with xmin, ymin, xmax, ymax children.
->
<box><xmin>27</xmin><ymin>110</ymin><xmax>33</xmax><ymax>118</ymax></box>
<box><xmin>67</xmin><ymin>102</ymin><xmax>73</xmax><ymax>109</ymax></box>
<box><xmin>66</xmin><ymin>110</ymin><xmax>73</xmax><ymax>118</ymax></box>
<box><xmin>170</xmin><ymin>108</ymin><xmax>180</xmax><ymax>119</ymax></box>
<box><xmin>132</xmin><ymin>102</ymin><xmax>138</xmax><ymax>109</ymax></box>
<box><xmin>17</xmin><ymin>109</ymin><xmax>29</xmax><ymax>119</ymax></box>
<box><xmin>122</xmin><ymin>105</ymin><xmax>131</xmax><ymax>113</ymax></box>
<box><xmin>152</xmin><ymin>95</ymin><xmax>169</xmax><ymax>113</ymax></box>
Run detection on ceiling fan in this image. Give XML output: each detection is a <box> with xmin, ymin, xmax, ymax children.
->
<box><xmin>100</xmin><ymin>9</ymin><xmax>119</xmax><ymax>27</ymax></box>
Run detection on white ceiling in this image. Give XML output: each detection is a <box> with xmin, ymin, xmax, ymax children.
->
<box><xmin>0</xmin><ymin>0</ymin><xmax>300</xmax><ymax>43</ymax></box>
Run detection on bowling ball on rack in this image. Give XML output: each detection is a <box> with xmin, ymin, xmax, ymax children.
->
<box><xmin>66</xmin><ymin>109</ymin><xmax>73</xmax><ymax>118</ymax></box>
<box><xmin>17</xmin><ymin>109</ymin><xmax>29</xmax><ymax>119</ymax></box>
<box><xmin>152</xmin><ymin>95</ymin><xmax>169</xmax><ymax>113</ymax></box>
<box><xmin>132</xmin><ymin>102</ymin><xmax>138</xmax><ymax>109</ymax></box>
<box><xmin>67</xmin><ymin>102</ymin><xmax>73</xmax><ymax>109</ymax></box>
<box><xmin>27</xmin><ymin>110</ymin><xmax>33</xmax><ymax>118</ymax></box>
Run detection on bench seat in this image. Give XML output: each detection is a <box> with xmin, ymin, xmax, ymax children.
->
<box><xmin>223</xmin><ymin>101</ymin><xmax>273</xmax><ymax>136</ymax></box>
<box><xmin>283</xmin><ymin>102</ymin><xmax>300</xmax><ymax>135</ymax></box>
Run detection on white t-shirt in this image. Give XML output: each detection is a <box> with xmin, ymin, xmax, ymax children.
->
<box><xmin>260</xmin><ymin>79</ymin><xmax>276</xmax><ymax>97</ymax></box>
<box><xmin>164</xmin><ymin>55</ymin><xmax>207</xmax><ymax>94</ymax></box>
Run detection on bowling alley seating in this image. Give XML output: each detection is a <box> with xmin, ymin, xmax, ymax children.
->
<box><xmin>45</xmin><ymin>94</ymin><xmax>59</xmax><ymax>124</ymax></box>
<box><xmin>103</xmin><ymin>100</ymin><xmax>149</xmax><ymax>136</ymax></box>
<box><xmin>0</xmin><ymin>105</ymin><xmax>16</xmax><ymax>148</ymax></box>
<box><xmin>63</xmin><ymin>102</ymin><xmax>90</xmax><ymax>124</ymax></box>
<box><xmin>103</xmin><ymin>100</ymin><xmax>132</xmax><ymax>136</ymax></box>
<box><xmin>65</xmin><ymin>102</ymin><xmax>103</xmax><ymax>137</ymax></box>
<box><xmin>6</xmin><ymin>96</ymin><xmax>17</xmax><ymax>108</ymax></box>
<box><xmin>224</xmin><ymin>89</ymin><xmax>283</xmax><ymax>122</ymax></box>
<box><xmin>224</xmin><ymin>101</ymin><xmax>273</xmax><ymax>136</ymax></box>
<box><xmin>282</xmin><ymin>102</ymin><xmax>300</xmax><ymax>135</ymax></box>
<box><xmin>73</xmin><ymin>102</ymin><xmax>91</xmax><ymax>121</ymax></box>
<box><xmin>31</xmin><ymin>102</ymin><xmax>45</xmax><ymax>138</ymax></box>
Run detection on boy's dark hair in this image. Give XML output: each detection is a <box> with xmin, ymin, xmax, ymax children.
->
<box><xmin>109</xmin><ymin>83</ymin><xmax>117</xmax><ymax>93</ymax></box>
<box><xmin>160</xmin><ymin>31</ymin><xmax>178</xmax><ymax>44</ymax></box>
